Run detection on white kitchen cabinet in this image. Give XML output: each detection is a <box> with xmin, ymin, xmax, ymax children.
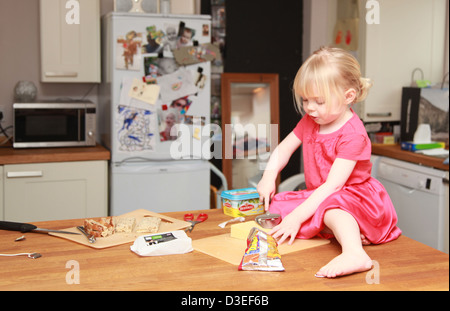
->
<box><xmin>355</xmin><ymin>0</ymin><xmax>446</xmax><ymax>122</ymax></box>
<box><xmin>40</xmin><ymin>0</ymin><xmax>100</xmax><ymax>82</ymax></box>
<box><xmin>3</xmin><ymin>161</ymin><xmax>107</xmax><ymax>222</ymax></box>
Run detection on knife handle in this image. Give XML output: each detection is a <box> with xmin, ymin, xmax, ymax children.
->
<box><xmin>0</xmin><ymin>221</ymin><xmax>37</xmax><ymax>233</ymax></box>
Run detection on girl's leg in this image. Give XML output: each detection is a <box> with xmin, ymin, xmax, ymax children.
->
<box><xmin>315</xmin><ymin>209</ymin><xmax>373</xmax><ymax>278</ymax></box>
<box><xmin>320</xmin><ymin>226</ymin><xmax>371</xmax><ymax>245</ymax></box>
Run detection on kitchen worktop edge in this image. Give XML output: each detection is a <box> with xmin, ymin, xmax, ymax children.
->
<box><xmin>0</xmin><ymin>144</ymin><xmax>110</xmax><ymax>165</ymax></box>
<box><xmin>372</xmin><ymin>143</ymin><xmax>448</xmax><ymax>171</ymax></box>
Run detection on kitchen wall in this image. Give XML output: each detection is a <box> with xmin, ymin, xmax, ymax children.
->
<box><xmin>1</xmin><ymin>0</ymin><xmax>447</xmax><ymax>135</ymax></box>
<box><xmin>0</xmin><ymin>0</ymin><xmax>115</xmax><ymax>135</ymax></box>
<box><xmin>302</xmin><ymin>0</ymin><xmax>337</xmax><ymax>61</ymax></box>
<box><xmin>0</xmin><ymin>0</ymin><xmax>348</xmax><ymax>133</ymax></box>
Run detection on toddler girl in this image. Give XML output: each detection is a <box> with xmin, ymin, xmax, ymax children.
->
<box><xmin>257</xmin><ymin>47</ymin><xmax>401</xmax><ymax>278</ymax></box>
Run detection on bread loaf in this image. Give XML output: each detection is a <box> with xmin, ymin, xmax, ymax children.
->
<box><xmin>136</xmin><ymin>217</ymin><xmax>161</xmax><ymax>233</ymax></box>
<box><xmin>84</xmin><ymin>217</ymin><xmax>115</xmax><ymax>237</ymax></box>
<box><xmin>115</xmin><ymin>217</ymin><xmax>136</xmax><ymax>233</ymax></box>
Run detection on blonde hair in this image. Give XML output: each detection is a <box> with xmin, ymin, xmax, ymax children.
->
<box><xmin>293</xmin><ymin>46</ymin><xmax>372</xmax><ymax>114</ymax></box>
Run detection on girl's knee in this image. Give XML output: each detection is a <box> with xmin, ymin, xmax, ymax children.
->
<box><xmin>323</xmin><ymin>208</ymin><xmax>356</xmax><ymax>226</ymax></box>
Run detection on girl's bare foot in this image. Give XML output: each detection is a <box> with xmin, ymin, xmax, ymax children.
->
<box><xmin>315</xmin><ymin>249</ymin><xmax>373</xmax><ymax>278</ymax></box>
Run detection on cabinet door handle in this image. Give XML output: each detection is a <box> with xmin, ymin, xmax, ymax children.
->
<box><xmin>44</xmin><ymin>71</ymin><xmax>78</xmax><ymax>77</ymax></box>
<box><xmin>6</xmin><ymin>171</ymin><xmax>43</xmax><ymax>178</ymax></box>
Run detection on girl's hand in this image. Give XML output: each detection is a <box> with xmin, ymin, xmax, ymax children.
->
<box><xmin>269</xmin><ymin>211</ymin><xmax>302</xmax><ymax>245</ymax></box>
<box><xmin>256</xmin><ymin>132</ymin><xmax>303</xmax><ymax>211</ymax></box>
<box><xmin>257</xmin><ymin>178</ymin><xmax>276</xmax><ymax>211</ymax></box>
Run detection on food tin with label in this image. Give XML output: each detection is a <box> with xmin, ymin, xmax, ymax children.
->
<box><xmin>220</xmin><ymin>187</ymin><xmax>264</xmax><ymax>217</ymax></box>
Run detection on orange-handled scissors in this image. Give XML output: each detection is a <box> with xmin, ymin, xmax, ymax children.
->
<box><xmin>184</xmin><ymin>213</ymin><xmax>208</xmax><ymax>232</ymax></box>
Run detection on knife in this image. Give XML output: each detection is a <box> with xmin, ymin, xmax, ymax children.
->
<box><xmin>0</xmin><ymin>221</ymin><xmax>81</xmax><ymax>235</ymax></box>
<box><xmin>76</xmin><ymin>226</ymin><xmax>96</xmax><ymax>243</ymax></box>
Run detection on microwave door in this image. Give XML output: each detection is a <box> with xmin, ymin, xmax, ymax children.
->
<box><xmin>13</xmin><ymin>108</ymin><xmax>83</xmax><ymax>148</ymax></box>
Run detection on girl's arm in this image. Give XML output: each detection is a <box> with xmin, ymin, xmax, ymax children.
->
<box><xmin>257</xmin><ymin>132</ymin><xmax>302</xmax><ymax>210</ymax></box>
<box><xmin>271</xmin><ymin>157</ymin><xmax>357</xmax><ymax>245</ymax></box>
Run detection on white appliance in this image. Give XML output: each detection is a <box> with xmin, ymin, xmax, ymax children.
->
<box><xmin>99</xmin><ymin>12</ymin><xmax>212</xmax><ymax>215</ymax></box>
<box><xmin>372</xmin><ymin>156</ymin><xmax>449</xmax><ymax>253</ymax></box>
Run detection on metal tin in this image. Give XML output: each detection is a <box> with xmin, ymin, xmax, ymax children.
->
<box><xmin>220</xmin><ymin>187</ymin><xmax>264</xmax><ymax>217</ymax></box>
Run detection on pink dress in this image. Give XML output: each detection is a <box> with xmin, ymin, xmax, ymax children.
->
<box><xmin>269</xmin><ymin>111</ymin><xmax>401</xmax><ymax>244</ymax></box>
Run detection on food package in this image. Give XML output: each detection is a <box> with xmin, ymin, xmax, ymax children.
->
<box><xmin>130</xmin><ymin>230</ymin><xmax>193</xmax><ymax>257</ymax></box>
<box><xmin>221</xmin><ymin>187</ymin><xmax>264</xmax><ymax>217</ymax></box>
<box><xmin>238</xmin><ymin>227</ymin><xmax>285</xmax><ymax>272</ymax></box>
<box><xmin>230</xmin><ymin>221</ymin><xmax>269</xmax><ymax>239</ymax></box>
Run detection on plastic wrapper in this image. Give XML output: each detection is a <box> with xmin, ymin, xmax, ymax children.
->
<box><xmin>130</xmin><ymin>230</ymin><xmax>193</xmax><ymax>256</ymax></box>
<box><xmin>238</xmin><ymin>227</ymin><xmax>285</xmax><ymax>271</ymax></box>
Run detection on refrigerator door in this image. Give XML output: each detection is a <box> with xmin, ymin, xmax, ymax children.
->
<box><xmin>110</xmin><ymin>160</ymin><xmax>210</xmax><ymax>215</ymax></box>
<box><xmin>100</xmin><ymin>13</ymin><xmax>211</xmax><ymax>163</ymax></box>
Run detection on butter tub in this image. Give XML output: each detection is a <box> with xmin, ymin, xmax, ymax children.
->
<box><xmin>220</xmin><ymin>187</ymin><xmax>264</xmax><ymax>217</ymax></box>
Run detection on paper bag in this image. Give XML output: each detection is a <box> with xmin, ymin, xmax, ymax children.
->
<box><xmin>333</xmin><ymin>18</ymin><xmax>359</xmax><ymax>51</ymax></box>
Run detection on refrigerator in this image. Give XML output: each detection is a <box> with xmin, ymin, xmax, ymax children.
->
<box><xmin>99</xmin><ymin>12</ymin><xmax>212</xmax><ymax>215</ymax></box>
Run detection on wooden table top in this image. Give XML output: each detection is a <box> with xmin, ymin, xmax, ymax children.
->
<box><xmin>0</xmin><ymin>144</ymin><xmax>110</xmax><ymax>165</ymax></box>
<box><xmin>0</xmin><ymin>209</ymin><xmax>448</xmax><ymax>292</ymax></box>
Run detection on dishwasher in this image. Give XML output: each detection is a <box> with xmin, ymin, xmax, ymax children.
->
<box><xmin>372</xmin><ymin>156</ymin><xmax>449</xmax><ymax>253</ymax></box>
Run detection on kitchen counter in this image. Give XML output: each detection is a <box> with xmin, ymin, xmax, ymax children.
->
<box><xmin>372</xmin><ymin>143</ymin><xmax>448</xmax><ymax>171</ymax></box>
<box><xmin>0</xmin><ymin>144</ymin><xmax>110</xmax><ymax>165</ymax></box>
<box><xmin>0</xmin><ymin>209</ymin><xmax>448</xmax><ymax>292</ymax></box>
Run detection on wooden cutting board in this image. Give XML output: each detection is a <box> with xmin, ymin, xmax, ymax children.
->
<box><xmin>192</xmin><ymin>233</ymin><xmax>330</xmax><ymax>265</ymax></box>
<box><xmin>49</xmin><ymin>209</ymin><xmax>191</xmax><ymax>249</ymax></box>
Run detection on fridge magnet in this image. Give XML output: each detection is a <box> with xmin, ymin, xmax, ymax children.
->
<box><xmin>128</xmin><ymin>78</ymin><xmax>160</xmax><ymax>105</ymax></box>
<box><xmin>116</xmin><ymin>31</ymin><xmax>143</xmax><ymax>70</ymax></box>
<box><xmin>193</xmin><ymin>127</ymin><xmax>201</xmax><ymax>140</ymax></box>
<box><xmin>142</xmin><ymin>25</ymin><xmax>165</xmax><ymax>54</ymax></box>
<box><xmin>161</xmin><ymin>23</ymin><xmax>178</xmax><ymax>58</ymax></box>
<box><xmin>194</xmin><ymin>67</ymin><xmax>207</xmax><ymax>90</ymax></box>
<box><xmin>116</xmin><ymin>105</ymin><xmax>156</xmax><ymax>152</ymax></box>
<box><xmin>177</xmin><ymin>22</ymin><xmax>196</xmax><ymax>48</ymax></box>
<box><xmin>158</xmin><ymin>107</ymin><xmax>181</xmax><ymax>142</ymax></box>
<box><xmin>156</xmin><ymin>67</ymin><xmax>198</xmax><ymax>102</ymax></box>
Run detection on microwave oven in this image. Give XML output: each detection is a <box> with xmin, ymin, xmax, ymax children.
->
<box><xmin>13</xmin><ymin>101</ymin><xmax>96</xmax><ymax>148</ymax></box>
